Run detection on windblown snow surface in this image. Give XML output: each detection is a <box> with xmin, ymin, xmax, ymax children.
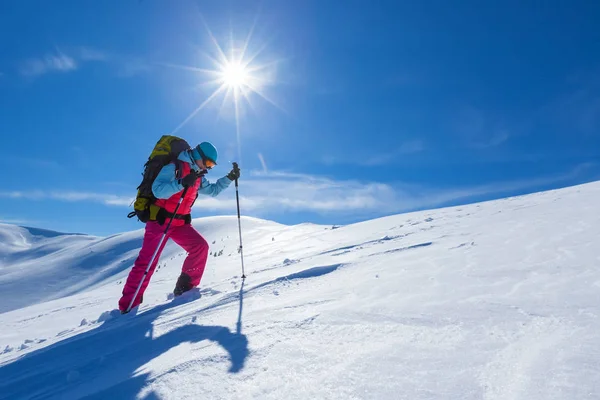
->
<box><xmin>1</xmin><ymin>181</ymin><xmax>600</xmax><ymax>399</ymax></box>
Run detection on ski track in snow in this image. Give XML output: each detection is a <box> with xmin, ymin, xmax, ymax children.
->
<box><xmin>1</xmin><ymin>183</ymin><xmax>600</xmax><ymax>398</ymax></box>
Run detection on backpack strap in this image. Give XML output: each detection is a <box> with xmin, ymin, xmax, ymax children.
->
<box><xmin>174</xmin><ymin>159</ymin><xmax>184</xmax><ymax>179</ymax></box>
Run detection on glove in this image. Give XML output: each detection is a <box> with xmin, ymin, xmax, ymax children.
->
<box><xmin>226</xmin><ymin>163</ymin><xmax>241</xmax><ymax>181</ymax></box>
<box><xmin>180</xmin><ymin>170</ymin><xmax>199</xmax><ymax>188</ymax></box>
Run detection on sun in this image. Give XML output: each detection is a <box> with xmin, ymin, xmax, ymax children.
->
<box><xmin>167</xmin><ymin>18</ymin><xmax>284</xmax><ymax>163</ymax></box>
<box><xmin>220</xmin><ymin>61</ymin><xmax>250</xmax><ymax>89</ymax></box>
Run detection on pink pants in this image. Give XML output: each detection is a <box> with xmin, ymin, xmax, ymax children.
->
<box><xmin>118</xmin><ymin>221</ymin><xmax>209</xmax><ymax>312</ymax></box>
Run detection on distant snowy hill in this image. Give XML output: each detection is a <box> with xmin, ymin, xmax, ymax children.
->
<box><xmin>1</xmin><ymin>182</ymin><xmax>599</xmax><ymax>399</ymax></box>
<box><xmin>0</xmin><ymin>224</ymin><xmax>142</xmax><ymax>313</ymax></box>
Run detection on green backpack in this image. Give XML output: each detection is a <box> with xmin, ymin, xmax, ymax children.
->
<box><xmin>127</xmin><ymin>135</ymin><xmax>191</xmax><ymax>222</ymax></box>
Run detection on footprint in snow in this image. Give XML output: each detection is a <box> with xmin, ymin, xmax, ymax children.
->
<box><xmin>97</xmin><ymin>309</ymin><xmax>123</xmax><ymax>323</ymax></box>
<box><xmin>166</xmin><ymin>288</ymin><xmax>202</xmax><ymax>306</ymax></box>
<box><xmin>450</xmin><ymin>242</ymin><xmax>476</xmax><ymax>250</ymax></box>
<box><xmin>199</xmin><ymin>288</ymin><xmax>222</xmax><ymax>296</ymax></box>
<box><xmin>380</xmin><ymin>235</ymin><xmax>397</xmax><ymax>241</ymax></box>
<box><xmin>56</xmin><ymin>329</ymin><xmax>74</xmax><ymax>337</ymax></box>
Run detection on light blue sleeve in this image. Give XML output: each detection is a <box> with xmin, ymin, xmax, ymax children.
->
<box><xmin>197</xmin><ymin>175</ymin><xmax>232</xmax><ymax>197</ymax></box>
<box><xmin>152</xmin><ymin>163</ymin><xmax>184</xmax><ymax>199</ymax></box>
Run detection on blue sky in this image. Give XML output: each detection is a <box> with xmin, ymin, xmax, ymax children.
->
<box><xmin>1</xmin><ymin>0</ymin><xmax>599</xmax><ymax>236</ymax></box>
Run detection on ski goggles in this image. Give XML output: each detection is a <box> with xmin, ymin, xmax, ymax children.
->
<box><xmin>203</xmin><ymin>158</ymin><xmax>216</xmax><ymax>169</ymax></box>
<box><xmin>196</xmin><ymin>148</ymin><xmax>216</xmax><ymax>169</ymax></box>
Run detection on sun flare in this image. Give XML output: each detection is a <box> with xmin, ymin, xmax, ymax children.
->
<box><xmin>169</xmin><ymin>19</ymin><xmax>284</xmax><ymax>163</ymax></box>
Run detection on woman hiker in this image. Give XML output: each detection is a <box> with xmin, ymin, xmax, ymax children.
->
<box><xmin>118</xmin><ymin>141</ymin><xmax>240</xmax><ymax>313</ymax></box>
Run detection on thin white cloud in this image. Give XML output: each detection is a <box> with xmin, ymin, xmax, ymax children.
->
<box><xmin>471</xmin><ymin>130</ymin><xmax>510</xmax><ymax>149</ymax></box>
<box><xmin>194</xmin><ymin>164</ymin><xmax>592</xmax><ymax>215</ymax></box>
<box><xmin>1</xmin><ymin>156</ymin><xmax>62</xmax><ymax>169</ymax></box>
<box><xmin>321</xmin><ymin>155</ymin><xmax>337</xmax><ymax>166</ymax></box>
<box><xmin>257</xmin><ymin>153</ymin><xmax>268</xmax><ymax>173</ymax></box>
<box><xmin>0</xmin><ymin>163</ymin><xmax>592</xmax><ymax>218</ymax></box>
<box><xmin>323</xmin><ymin>140</ymin><xmax>424</xmax><ymax>167</ymax></box>
<box><xmin>77</xmin><ymin>47</ymin><xmax>108</xmax><ymax>62</ymax></box>
<box><xmin>117</xmin><ymin>58</ymin><xmax>151</xmax><ymax>78</ymax></box>
<box><xmin>0</xmin><ymin>217</ymin><xmax>37</xmax><ymax>225</ymax></box>
<box><xmin>0</xmin><ymin>191</ymin><xmax>133</xmax><ymax>207</ymax></box>
<box><xmin>398</xmin><ymin>139</ymin><xmax>425</xmax><ymax>154</ymax></box>
<box><xmin>80</xmin><ymin>46</ymin><xmax>150</xmax><ymax>77</ymax></box>
<box><xmin>362</xmin><ymin>140</ymin><xmax>425</xmax><ymax>166</ymax></box>
<box><xmin>455</xmin><ymin>107</ymin><xmax>511</xmax><ymax>149</ymax></box>
<box><xmin>20</xmin><ymin>52</ymin><xmax>77</xmax><ymax>77</ymax></box>
<box><xmin>248</xmin><ymin>170</ymin><xmax>323</xmax><ymax>180</ymax></box>
<box><xmin>19</xmin><ymin>46</ymin><xmax>149</xmax><ymax>79</ymax></box>
<box><xmin>190</xmin><ymin>176</ymin><xmax>394</xmax><ymax>213</ymax></box>
<box><xmin>547</xmin><ymin>75</ymin><xmax>600</xmax><ymax>136</ymax></box>
<box><xmin>50</xmin><ymin>192</ymin><xmax>133</xmax><ymax>206</ymax></box>
<box><xmin>358</xmin><ymin>153</ymin><xmax>395</xmax><ymax>167</ymax></box>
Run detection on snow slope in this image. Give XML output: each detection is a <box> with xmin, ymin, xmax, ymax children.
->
<box><xmin>1</xmin><ymin>181</ymin><xmax>600</xmax><ymax>399</ymax></box>
<box><xmin>0</xmin><ymin>224</ymin><xmax>145</xmax><ymax>313</ymax></box>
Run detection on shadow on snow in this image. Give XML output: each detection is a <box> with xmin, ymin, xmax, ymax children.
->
<box><xmin>0</xmin><ymin>262</ymin><xmax>341</xmax><ymax>398</ymax></box>
<box><xmin>0</xmin><ymin>287</ymin><xmax>249</xmax><ymax>400</ymax></box>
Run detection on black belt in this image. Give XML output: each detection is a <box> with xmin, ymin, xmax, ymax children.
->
<box><xmin>156</xmin><ymin>207</ymin><xmax>191</xmax><ymax>225</ymax></box>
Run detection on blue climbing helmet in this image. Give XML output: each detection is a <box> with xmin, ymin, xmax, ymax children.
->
<box><xmin>191</xmin><ymin>142</ymin><xmax>218</xmax><ymax>166</ymax></box>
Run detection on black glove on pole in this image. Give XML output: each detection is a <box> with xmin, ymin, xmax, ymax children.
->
<box><xmin>227</xmin><ymin>163</ymin><xmax>241</xmax><ymax>181</ymax></box>
<box><xmin>181</xmin><ymin>170</ymin><xmax>200</xmax><ymax>188</ymax></box>
<box><xmin>232</xmin><ymin>162</ymin><xmax>246</xmax><ymax>279</ymax></box>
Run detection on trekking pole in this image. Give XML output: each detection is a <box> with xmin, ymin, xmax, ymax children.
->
<box><xmin>125</xmin><ymin>187</ymin><xmax>189</xmax><ymax>313</ymax></box>
<box><xmin>233</xmin><ymin>162</ymin><xmax>246</xmax><ymax>279</ymax></box>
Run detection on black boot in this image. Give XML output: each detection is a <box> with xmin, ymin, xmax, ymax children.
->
<box><xmin>173</xmin><ymin>273</ymin><xmax>193</xmax><ymax>297</ymax></box>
